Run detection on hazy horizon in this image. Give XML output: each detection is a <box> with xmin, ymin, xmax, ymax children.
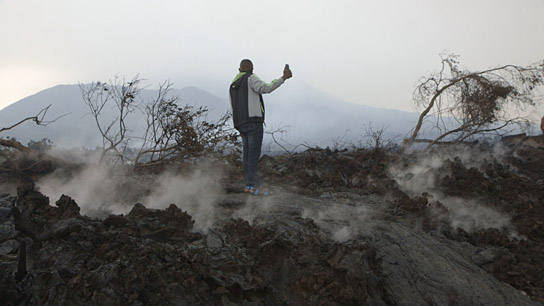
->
<box><xmin>1</xmin><ymin>0</ymin><xmax>544</xmax><ymax>113</ymax></box>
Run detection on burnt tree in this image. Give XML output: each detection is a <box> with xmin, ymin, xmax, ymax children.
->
<box><xmin>80</xmin><ymin>76</ymin><xmax>239</xmax><ymax>167</ymax></box>
<box><xmin>404</xmin><ymin>53</ymin><xmax>544</xmax><ymax>150</ymax></box>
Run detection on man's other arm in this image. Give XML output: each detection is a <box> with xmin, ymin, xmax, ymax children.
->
<box><xmin>249</xmin><ymin>65</ymin><xmax>292</xmax><ymax>94</ymax></box>
<box><xmin>248</xmin><ymin>75</ymin><xmax>285</xmax><ymax>94</ymax></box>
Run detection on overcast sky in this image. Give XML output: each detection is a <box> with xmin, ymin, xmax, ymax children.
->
<box><xmin>1</xmin><ymin>0</ymin><xmax>543</xmax><ymax>112</ymax></box>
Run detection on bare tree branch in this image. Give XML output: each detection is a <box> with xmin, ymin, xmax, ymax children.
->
<box><xmin>265</xmin><ymin>125</ymin><xmax>310</xmax><ymax>155</ymax></box>
<box><xmin>80</xmin><ymin>76</ymin><xmax>143</xmax><ymax>164</ymax></box>
<box><xmin>0</xmin><ymin>104</ymin><xmax>69</xmax><ymax>152</ymax></box>
<box><xmin>362</xmin><ymin>122</ymin><xmax>391</xmax><ymax>150</ymax></box>
<box><xmin>80</xmin><ymin>76</ymin><xmax>240</xmax><ymax>168</ymax></box>
<box><xmin>404</xmin><ymin>52</ymin><xmax>544</xmax><ymax>150</ymax></box>
<box><xmin>0</xmin><ymin>105</ymin><xmax>52</xmax><ymax>133</ymax></box>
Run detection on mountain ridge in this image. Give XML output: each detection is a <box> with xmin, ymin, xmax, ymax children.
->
<box><xmin>0</xmin><ymin>81</ymin><xmax>421</xmax><ymax>148</ymax></box>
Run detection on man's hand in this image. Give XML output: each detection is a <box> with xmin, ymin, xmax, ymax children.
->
<box><xmin>282</xmin><ymin>65</ymin><xmax>292</xmax><ymax>80</ymax></box>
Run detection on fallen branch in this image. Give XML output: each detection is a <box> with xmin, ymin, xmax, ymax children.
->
<box><xmin>0</xmin><ymin>138</ymin><xmax>32</xmax><ymax>152</ymax></box>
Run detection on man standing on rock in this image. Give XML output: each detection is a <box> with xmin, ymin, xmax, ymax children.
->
<box><xmin>229</xmin><ymin>59</ymin><xmax>292</xmax><ymax>195</ymax></box>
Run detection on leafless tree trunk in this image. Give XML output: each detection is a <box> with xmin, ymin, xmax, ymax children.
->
<box><xmin>0</xmin><ymin>138</ymin><xmax>32</xmax><ymax>152</ymax></box>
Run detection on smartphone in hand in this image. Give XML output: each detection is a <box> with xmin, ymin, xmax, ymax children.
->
<box><xmin>285</xmin><ymin>64</ymin><xmax>290</xmax><ymax>70</ymax></box>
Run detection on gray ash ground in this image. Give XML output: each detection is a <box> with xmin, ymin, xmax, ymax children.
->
<box><xmin>1</xmin><ymin>136</ymin><xmax>543</xmax><ymax>305</ymax></box>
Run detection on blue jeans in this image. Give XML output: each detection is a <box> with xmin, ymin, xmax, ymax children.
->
<box><xmin>238</xmin><ymin>122</ymin><xmax>263</xmax><ymax>188</ymax></box>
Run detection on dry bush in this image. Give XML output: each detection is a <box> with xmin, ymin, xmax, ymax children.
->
<box><xmin>405</xmin><ymin>52</ymin><xmax>544</xmax><ymax>150</ymax></box>
<box><xmin>80</xmin><ymin>76</ymin><xmax>239</xmax><ymax>168</ymax></box>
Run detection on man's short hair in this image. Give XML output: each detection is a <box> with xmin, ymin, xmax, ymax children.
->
<box><xmin>240</xmin><ymin>59</ymin><xmax>253</xmax><ymax>71</ymax></box>
<box><xmin>240</xmin><ymin>59</ymin><xmax>253</xmax><ymax>67</ymax></box>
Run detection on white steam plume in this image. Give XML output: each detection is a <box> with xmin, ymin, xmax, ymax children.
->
<box><xmin>388</xmin><ymin>147</ymin><xmax>516</xmax><ymax>234</ymax></box>
<box><xmin>142</xmin><ymin>168</ymin><xmax>224</xmax><ymax>233</ymax></box>
<box><xmin>231</xmin><ymin>195</ymin><xmax>275</xmax><ymax>225</ymax></box>
<box><xmin>37</xmin><ymin>164</ymin><xmax>140</xmax><ymax>217</ymax></box>
<box><xmin>302</xmin><ymin>202</ymin><xmax>375</xmax><ymax>242</ymax></box>
<box><xmin>37</xmin><ymin>160</ymin><xmax>227</xmax><ymax>233</ymax></box>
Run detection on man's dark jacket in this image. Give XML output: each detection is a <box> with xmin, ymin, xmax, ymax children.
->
<box><xmin>229</xmin><ymin>72</ymin><xmax>284</xmax><ymax>129</ymax></box>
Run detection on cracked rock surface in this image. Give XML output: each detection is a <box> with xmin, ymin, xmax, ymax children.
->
<box><xmin>1</xmin><ymin>136</ymin><xmax>544</xmax><ymax>305</ymax></box>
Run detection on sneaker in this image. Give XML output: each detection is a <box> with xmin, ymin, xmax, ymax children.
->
<box><xmin>252</xmin><ymin>188</ymin><xmax>270</xmax><ymax>196</ymax></box>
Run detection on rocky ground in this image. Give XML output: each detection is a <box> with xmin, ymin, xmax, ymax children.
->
<box><xmin>1</xmin><ymin>135</ymin><xmax>543</xmax><ymax>305</ymax></box>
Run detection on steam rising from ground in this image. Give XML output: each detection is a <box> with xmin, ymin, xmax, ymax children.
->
<box><xmin>142</xmin><ymin>169</ymin><xmax>223</xmax><ymax>232</ymax></box>
<box><xmin>35</xmin><ymin>157</ymin><xmax>309</xmax><ymax>235</ymax></box>
<box><xmin>389</xmin><ymin>146</ymin><xmax>516</xmax><ymax>234</ymax></box>
<box><xmin>33</xmin><ymin>143</ymin><xmax>519</xmax><ymax>240</ymax></box>
<box><xmin>231</xmin><ymin>196</ymin><xmax>275</xmax><ymax>225</ymax></box>
<box><xmin>37</xmin><ymin>161</ymin><xmax>227</xmax><ymax>233</ymax></box>
<box><xmin>301</xmin><ymin>196</ymin><xmax>377</xmax><ymax>242</ymax></box>
<box><xmin>37</xmin><ymin>164</ymin><xmax>133</xmax><ymax>217</ymax></box>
